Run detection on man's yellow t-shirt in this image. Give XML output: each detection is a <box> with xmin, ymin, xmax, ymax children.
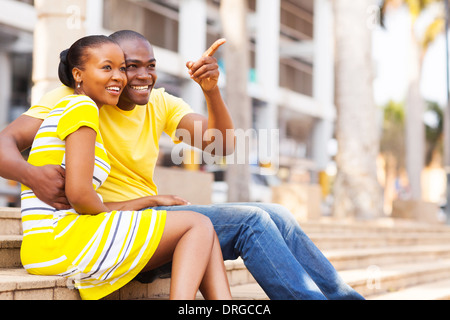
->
<box><xmin>25</xmin><ymin>86</ymin><xmax>194</xmax><ymax>202</ymax></box>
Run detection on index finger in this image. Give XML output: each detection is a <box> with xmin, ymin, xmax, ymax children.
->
<box><xmin>202</xmin><ymin>38</ymin><xmax>226</xmax><ymax>57</ymax></box>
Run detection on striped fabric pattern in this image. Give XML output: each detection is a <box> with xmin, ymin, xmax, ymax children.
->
<box><xmin>20</xmin><ymin>95</ymin><xmax>166</xmax><ymax>300</ymax></box>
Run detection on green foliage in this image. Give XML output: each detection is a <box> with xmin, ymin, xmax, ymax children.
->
<box><xmin>425</xmin><ymin>101</ymin><xmax>444</xmax><ymax>165</ymax></box>
<box><xmin>381</xmin><ymin>0</ymin><xmax>445</xmax><ymax>49</ymax></box>
<box><xmin>380</xmin><ymin>101</ymin><xmax>406</xmax><ymax>169</ymax></box>
<box><xmin>380</xmin><ymin>100</ymin><xmax>444</xmax><ymax>168</ymax></box>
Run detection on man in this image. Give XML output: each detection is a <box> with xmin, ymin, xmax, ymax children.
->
<box><xmin>0</xmin><ymin>30</ymin><xmax>363</xmax><ymax>300</ymax></box>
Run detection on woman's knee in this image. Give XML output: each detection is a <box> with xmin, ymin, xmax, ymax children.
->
<box><xmin>144</xmin><ymin>211</ymin><xmax>214</xmax><ymax>271</ymax></box>
<box><xmin>177</xmin><ymin>210</ymin><xmax>215</xmax><ymax>239</ymax></box>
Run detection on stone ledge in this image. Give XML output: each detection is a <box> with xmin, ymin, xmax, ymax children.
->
<box><xmin>0</xmin><ymin>258</ymin><xmax>254</xmax><ymax>300</ymax></box>
<box><xmin>0</xmin><ymin>268</ymin><xmax>80</xmax><ymax>300</ymax></box>
<box><xmin>0</xmin><ymin>207</ymin><xmax>21</xmax><ymax>219</ymax></box>
<box><xmin>370</xmin><ymin>278</ymin><xmax>450</xmax><ymax>300</ymax></box>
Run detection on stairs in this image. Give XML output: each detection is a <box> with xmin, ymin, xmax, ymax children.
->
<box><xmin>302</xmin><ymin>218</ymin><xmax>450</xmax><ymax>300</ymax></box>
<box><xmin>3</xmin><ymin>206</ymin><xmax>450</xmax><ymax>300</ymax></box>
<box><xmin>0</xmin><ymin>207</ymin><xmax>259</xmax><ymax>300</ymax></box>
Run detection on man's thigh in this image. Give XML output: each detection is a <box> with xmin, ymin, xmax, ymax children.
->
<box><xmin>153</xmin><ymin>203</ymin><xmax>278</xmax><ymax>261</ymax></box>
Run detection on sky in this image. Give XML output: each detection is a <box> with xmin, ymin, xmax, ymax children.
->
<box><xmin>373</xmin><ymin>3</ymin><xmax>449</xmax><ymax>108</ymax></box>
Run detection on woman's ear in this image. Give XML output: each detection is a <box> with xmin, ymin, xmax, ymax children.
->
<box><xmin>72</xmin><ymin>67</ymin><xmax>83</xmax><ymax>87</ymax></box>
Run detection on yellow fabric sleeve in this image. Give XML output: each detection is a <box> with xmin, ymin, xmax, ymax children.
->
<box><xmin>56</xmin><ymin>97</ymin><xmax>100</xmax><ymax>141</ymax></box>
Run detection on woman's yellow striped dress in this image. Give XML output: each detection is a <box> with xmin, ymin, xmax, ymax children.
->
<box><xmin>20</xmin><ymin>95</ymin><xmax>166</xmax><ymax>300</ymax></box>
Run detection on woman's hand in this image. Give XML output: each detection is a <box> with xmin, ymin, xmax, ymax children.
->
<box><xmin>104</xmin><ymin>195</ymin><xmax>191</xmax><ymax>212</ymax></box>
<box><xmin>149</xmin><ymin>195</ymin><xmax>191</xmax><ymax>207</ymax></box>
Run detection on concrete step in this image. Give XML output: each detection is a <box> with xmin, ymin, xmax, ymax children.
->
<box><xmin>309</xmin><ymin>233</ymin><xmax>450</xmax><ymax>250</ymax></box>
<box><xmin>0</xmin><ymin>235</ymin><xmax>22</xmax><ymax>268</ymax></box>
<box><xmin>215</xmin><ymin>259</ymin><xmax>450</xmax><ymax>300</ymax></box>
<box><xmin>199</xmin><ymin>259</ymin><xmax>450</xmax><ymax>301</ymax></box>
<box><xmin>324</xmin><ymin>245</ymin><xmax>450</xmax><ymax>270</ymax></box>
<box><xmin>0</xmin><ymin>258</ymin><xmax>255</xmax><ymax>300</ymax></box>
<box><xmin>340</xmin><ymin>259</ymin><xmax>450</xmax><ymax>298</ymax></box>
<box><xmin>369</xmin><ymin>278</ymin><xmax>450</xmax><ymax>300</ymax></box>
<box><xmin>227</xmin><ymin>283</ymin><xmax>268</xmax><ymax>300</ymax></box>
<box><xmin>0</xmin><ymin>208</ymin><xmax>21</xmax><ymax>236</ymax></box>
<box><xmin>0</xmin><ymin>268</ymin><xmax>79</xmax><ymax>300</ymax></box>
<box><xmin>301</xmin><ymin>218</ymin><xmax>450</xmax><ymax>235</ymax></box>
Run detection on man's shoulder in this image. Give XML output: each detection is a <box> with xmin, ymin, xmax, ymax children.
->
<box><xmin>38</xmin><ymin>86</ymin><xmax>75</xmax><ymax>105</ymax></box>
<box><xmin>34</xmin><ymin>86</ymin><xmax>75</xmax><ymax>110</ymax></box>
<box><xmin>147</xmin><ymin>87</ymin><xmax>177</xmax><ymax>112</ymax></box>
<box><xmin>148</xmin><ymin>87</ymin><xmax>168</xmax><ymax>104</ymax></box>
<box><xmin>149</xmin><ymin>87</ymin><xmax>188</xmax><ymax>108</ymax></box>
<box><xmin>25</xmin><ymin>85</ymin><xmax>75</xmax><ymax>119</ymax></box>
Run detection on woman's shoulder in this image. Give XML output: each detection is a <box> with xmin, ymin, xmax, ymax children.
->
<box><xmin>56</xmin><ymin>94</ymin><xmax>97</xmax><ymax>112</ymax></box>
<box><xmin>64</xmin><ymin>94</ymin><xmax>96</xmax><ymax>104</ymax></box>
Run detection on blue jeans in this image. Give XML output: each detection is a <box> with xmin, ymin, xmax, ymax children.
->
<box><xmin>150</xmin><ymin>202</ymin><xmax>364</xmax><ymax>300</ymax></box>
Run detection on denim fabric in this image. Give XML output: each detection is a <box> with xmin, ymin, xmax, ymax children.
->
<box><xmin>151</xmin><ymin>202</ymin><xmax>364</xmax><ymax>300</ymax></box>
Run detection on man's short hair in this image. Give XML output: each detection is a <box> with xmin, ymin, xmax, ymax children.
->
<box><xmin>109</xmin><ymin>30</ymin><xmax>149</xmax><ymax>44</ymax></box>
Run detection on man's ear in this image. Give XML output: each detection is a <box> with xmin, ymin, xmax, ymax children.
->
<box><xmin>72</xmin><ymin>67</ymin><xmax>83</xmax><ymax>85</ymax></box>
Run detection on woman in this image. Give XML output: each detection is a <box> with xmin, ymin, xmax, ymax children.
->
<box><xmin>20</xmin><ymin>35</ymin><xmax>231</xmax><ymax>300</ymax></box>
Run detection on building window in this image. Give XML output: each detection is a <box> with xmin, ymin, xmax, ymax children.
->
<box><xmin>10</xmin><ymin>52</ymin><xmax>33</xmax><ymax>120</ymax></box>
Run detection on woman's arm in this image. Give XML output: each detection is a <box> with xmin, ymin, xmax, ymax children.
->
<box><xmin>64</xmin><ymin>126</ymin><xmax>109</xmax><ymax>215</ymax></box>
<box><xmin>65</xmin><ymin>126</ymin><xmax>190</xmax><ymax>214</ymax></box>
<box><xmin>104</xmin><ymin>195</ymin><xmax>190</xmax><ymax>211</ymax></box>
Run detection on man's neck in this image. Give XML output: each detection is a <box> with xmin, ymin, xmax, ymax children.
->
<box><xmin>117</xmin><ymin>100</ymin><xmax>137</xmax><ymax>111</ymax></box>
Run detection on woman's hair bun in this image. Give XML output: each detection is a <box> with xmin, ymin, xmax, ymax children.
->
<box><xmin>58</xmin><ymin>48</ymin><xmax>74</xmax><ymax>88</ymax></box>
<box><xmin>60</xmin><ymin>49</ymin><xmax>69</xmax><ymax>65</ymax></box>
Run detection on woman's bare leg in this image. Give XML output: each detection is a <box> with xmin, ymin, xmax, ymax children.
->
<box><xmin>142</xmin><ymin>211</ymin><xmax>216</xmax><ymax>300</ymax></box>
<box><xmin>199</xmin><ymin>233</ymin><xmax>232</xmax><ymax>300</ymax></box>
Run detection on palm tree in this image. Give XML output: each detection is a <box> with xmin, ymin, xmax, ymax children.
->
<box><xmin>332</xmin><ymin>0</ymin><xmax>384</xmax><ymax>219</ymax></box>
<box><xmin>380</xmin><ymin>101</ymin><xmax>407</xmax><ymax>212</ymax></box>
<box><xmin>381</xmin><ymin>0</ymin><xmax>445</xmax><ymax>200</ymax></box>
<box><xmin>220</xmin><ymin>0</ymin><xmax>252</xmax><ymax>202</ymax></box>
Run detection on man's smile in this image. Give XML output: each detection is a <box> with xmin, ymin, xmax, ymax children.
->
<box><xmin>130</xmin><ymin>85</ymin><xmax>152</xmax><ymax>91</ymax></box>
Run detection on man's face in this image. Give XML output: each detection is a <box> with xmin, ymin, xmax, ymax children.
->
<box><xmin>117</xmin><ymin>38</ymin><xmax>157</xmax><ymax>110</ymax></box>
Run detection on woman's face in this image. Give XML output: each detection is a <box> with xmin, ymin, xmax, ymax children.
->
<box><xmin>74</xmin><ymin>43</ymin><xmax>127</xmax><ymax>107</ymax></box>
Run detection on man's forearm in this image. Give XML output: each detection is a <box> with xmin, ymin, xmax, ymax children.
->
<box><xmin>0</xmin><ymin>139</ymin><xmax>69</xmax><ymax>209</ymax></box>
<box><xmin>0</xmin><ymin>134</ymin><xmax>34</xmax><ymax>186</ymax></box>
<box><xmin>184</xmin><ymin>40</ymin><xmax>234</xmax><ymax>155</ymax></box>
<box><xmin>203</xmin><ymin>86</ymin><xmax>235</xmax><ymax>155</ymax></box>
<box><xmin>0</xmin><ymin>115</ymin><xmax>42</xmax><ymax>186</ymax></box>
